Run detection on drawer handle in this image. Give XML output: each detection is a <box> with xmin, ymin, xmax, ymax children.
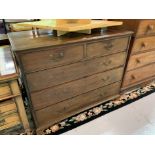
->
<box><xmin>104</xmin><ymin>42</ymin><xmax>113</xmax><ymax>50</ymax></box>
<box><xmin>100</xmin><ymin>91</ymin><xmax>107</xmax><ymax>98</ymax></box>
<box><xmin>102</xmin><ymin>76</ymin><xmax>110</xmax><ymax>82</ymax></box>
<box><xmin>141</xmin><ymin>42</ymin><xmax>147</xmax><ymax>48</ymax></box>
<box><xmin>102</xmin><ymin>60</ymin><xmax>112</xmax><ymax>66</ymax></box>
<box><xmin>147</xmin><ymin>25</ymin><xmax>154</xmax><ymax>31</ymax></box>
<box><xmin>49</xmin><ymin>51</ymin><xmax>64</xmax><ymax>61</ymax></box>
<box><xmin>0</xmin><ymin>119</ymin><xmax>5</xmax><ymax>126</ymax></box>
<box><xmin>136</xmin><ymin>58</ymin><xmax>141</xmax><ymax>63</ymax></box>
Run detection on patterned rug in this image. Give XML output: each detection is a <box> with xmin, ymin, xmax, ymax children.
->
<box><xmin>44</xmin><ymin>81</ymin><xmax>155</xmax><ymax>135</ymax></box>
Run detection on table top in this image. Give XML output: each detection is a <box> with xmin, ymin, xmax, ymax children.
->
<box><xmin>8</xmin><ymin>29</ymin><xmax>133</xmax><ymax>52</ymax></box>
<box><xmin>16</xmin><ymin>20</ymin><xmax>123</xmax><ymax>32</ymax></box>
<box><xmin>0</xmin><ymin>45</ymin><xmax>17</xmax><ymax>81</ymax></box>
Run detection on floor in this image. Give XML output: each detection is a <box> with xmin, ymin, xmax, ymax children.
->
<box><xmin>63</xmin><ymin>92</ymin><xmax>155</xmax><ymax>135</ymax></box>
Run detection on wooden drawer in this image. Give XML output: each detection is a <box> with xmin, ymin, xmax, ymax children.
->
<box><xmin>136</xmin><ymin>20</ymin><xmax>155</xmax><ymax>36</ymax></box>
<box><xmin>0</xmin><ymin>113</ymin><xmax>21</xmax><ymax>131</ymax></box>
<box><xmin>127</xmin><ymin>50</ymin><xmax>155</xmax><ymax>71</ymax></box>
<box><xmin>31</xmin><ymin>67</ymin><xmax>123</xmax><ymax>110</ymax></box>
<box><xmin>27</xmin><ymin>52</ymin><xmax>126</xmax><ymax>92</ymax></box>
<box><xmin>122</xmin><ymin>63</ymin><xmax>155</xmax><ymax>88</ymax></box>
<box><xmin>132</xmin><ymin>36</ymin><xmax>155</xmax><ymax>54</ymax></box>
<box><xmin>87</xmin><ymin>37</ymin><xmax>129</xmax><ymax>58</ymax></box>
<box><xmin>0</xmin><ymin>100</ymin><xmax>17</xmax><ymax>116</ymax></box>
<box><xmin>21</xmin><ymin>45</ymin><xmax>84</xmax><ymax>73</ymax></box>
<box><xmin>35</xmin><ymin>82</ymin><xmax>121</xmax><ymax>128</ymax></box>
<box><xmin>0</xmin><ymin>83</ymin><xmax>11</xmax><ymax>99</ymax></box>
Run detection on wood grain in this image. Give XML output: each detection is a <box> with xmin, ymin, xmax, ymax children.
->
<box><xmin>136</xmin><ymin>20</ymin><xmax>155</xmax><ymax>36</ymax></box>
<box><xmin>123</xmin><ymin>63</ymin><xmax>155</xmax><ymax>87</ymax></box>
<box><xmin>35</xmin><ymin>82</ymin><xmax>121</xmax><ymax>128</ymax></box>
<box><xmin>31</xmin><ymin>67</ymin><xmax>123</xmax><ymax>110</ymax></box>
<box><xmin>127</xmin><ymin>50</ymin><xmax>155</xmax><ymax>71</ymax></box>
<box><xmin>21</xmin><ymin>45</ymin><xmax>84</xmax><ymax>73</ymax></box>
<box><xmin>87</xmin><ymin>37</ymin><xmax>129</xmax><ymax>58</ymax></box>
<box><xmin>132</xmin><ymin>36</ymin><xmax>155</xmax><ymax>54</ymax></box>
<box><xmin>27</xmin><ymin>52</ymin><xmax>126</xmax><ymax>92</ymax></box>
<box><xmin>0</xmin><ymin>100</ymin><xmax>17</xmax><ymax>116</ymax></box>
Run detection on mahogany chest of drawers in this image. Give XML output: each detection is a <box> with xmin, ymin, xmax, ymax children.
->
<box><xmin>8</xmin><ymin>30</ymin><xmax>132</xmax><ymax>134</ymax></box>
<box><xmin>118</xmin><ymin>20</ymin><xmax>155</xmax><ymax>91</ymax></box>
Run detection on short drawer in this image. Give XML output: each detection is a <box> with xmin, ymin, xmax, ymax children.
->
<box><xmin>35</xmin><ymin>82</ymin><xmax>120</xmax><ymax>128</ymax></box>
<box><xmin>87</xmin><ymin>37</ymin><xmax>129</xmax><ymax>58</ymax></box>
<box><xmin>132</xmin><ymin>36</ymin><xmax>155</xmax><ymax>54</ymax></box>
<box><xmin>136</xmin><ymin>20</ymin><xmax>155</xmax><ymax>36</ymax></box>
<box><xmin>127</xmin><ymin>50</ymin><xmax>155</xmax><ymax>71</ymax></box>
<box><xmin>31</xmin><ymin>67</ymin><xmax>123</xmax><ymax>110</ymax></box>
<box><xmin>0</xmin><ymin>113</ymin><xmax>21</xmax><ymax>131</ymax></box>
<box><xmin>122</xmin><ymin>63</ymin><xmax>155</xmax><ymax>88</ymax></box>
<box><xmin>21</xmin><ymin>45</ymin><xmax>84</xmax><ymax>73</ymax></box>
<box><xmin>0</xmin><ymin>83</ymin><xmax>11</xmax><ymax>99</ymax></box>
<box><xmin>0</xmin><ymin>100</ymin><xmax>17</xmax><ymax>117</ymax></box>
<box><xmin>27</xmin><ymin>52</ymin><xmax>126</xmax><ymax>92</ymax></box>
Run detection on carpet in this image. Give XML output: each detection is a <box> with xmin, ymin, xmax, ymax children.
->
<box><xmin>44</xmin><ymin>81</ymin><xmax>155</xmax><ymax>135</ymax></box>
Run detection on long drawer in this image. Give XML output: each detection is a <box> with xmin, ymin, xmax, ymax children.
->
<box><xmin>136</xmin><ymin>20</ymin><xmax>155</xmax><ymax>36</ymax></box>
<box><xmin>122</xmin><ymin>63</ymin><xmax>155</xmax><ymax>88</ymax></box>
<box><xmin>20</xmin><ymin>45</ymin><xmax>84</xmax><ymax>73</ymax></box>
<box><xmin>27</xmin><ymin>52</ymin><xmax>126</xmax><ymax>92</ymax></box>
<box><xmin>35</xmin><ymin>82</ymin><xmax>121</xmax><ymax>128</ymax></box>
<box><xmin>132</xmin><ymin>36</ymin><xmax>155</xmax><ymax>54</ymax></box>
<box><xmin>0</xmin><ymin>113</ymin><xmax>21</xmax><ymax>131</ymax></box>
<box><xmin>127</xmin><ymin>50</ymin><xmax>155</xmax><ymax>71</ymax></box>
<box><xmin>0</xmin><ymin>100</ymin><xmax>17</xmax><ymax>117</ymax></box>
<box><xmin>87</xmin><ymin>37</ymin><xmax>129</xmax><ymax>58</ymax></box>
<box><xmin>31</xmin><ymin>67</ymin><xmax>123</xmax><ymax>110</ymax></box>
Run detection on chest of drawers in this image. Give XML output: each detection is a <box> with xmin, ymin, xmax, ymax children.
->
<box><xmin>0</xmin><ymin>45</ymin><xmax>30</xmax><ymax>134</ymax></box>
<box><xmin>8</xmin><ymin>30</ymin><xmax>132</xmax><ymax>134</ymax></box>
<box><xmin>118</xmin><ymin>20</ymin><xmax>155</xmax><ymax>91</ymax></box>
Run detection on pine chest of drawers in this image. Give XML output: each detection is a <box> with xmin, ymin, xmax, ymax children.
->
<box><xmin>118</xmin><ymin>20</ymin><xmax>155</xmax><ymax>91</ymax></box>
<box><xmin>8</xmin><ymin>30</ymin><xmax>132</xmax><ymax>134</ymax></box>
<box><xmin>0</xmin><ymin>45</ymin><xmax>30</xmax><ymax>134</ymax></box>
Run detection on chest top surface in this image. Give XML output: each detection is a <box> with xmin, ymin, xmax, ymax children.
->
<box><xmin>8</xmin><ymin>29</ymin><xmax>133</xmax><ymax>52</ymax></box>
<box><xmin>0</xmin><ymin>45</ymin><xmax>17</xmax><ymax>80</ymax></box>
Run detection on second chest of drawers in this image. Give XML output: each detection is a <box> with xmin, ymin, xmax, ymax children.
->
<box><xmin>119</xmin><ymin>20</ymin><xmax>155</xmax><ymax>91</ymax></box>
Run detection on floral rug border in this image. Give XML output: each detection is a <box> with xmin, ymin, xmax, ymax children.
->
<box><xmin>44</xmin><ymin>81</ymin><xmax>155</xmax><ymax>135</ymax></box>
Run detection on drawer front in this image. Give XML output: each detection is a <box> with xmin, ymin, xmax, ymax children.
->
<box><xmin>31</xmin><ymin>67</ymin><xmax>123</xmax><ymax>110</ymax></box>
<box><xmin>0</xmin><ymin>83</ymin><xmax>11</xmax><ymax>99</ymax></box>
<box><xmin>132</xmin><ymin>36</ymin><xmax>155</xmax><ymax>54</ymax></box>
<box><xmin>122</xmin><ymin>63</ymin><xmax>155</xmax><ymax>88</ymax></box>
<box><xmin>0</xmin><ymin>113</ymin><xmax>20</xmax><ymax>131</ymax></box>
<box><xmin>21</xmin><ymin>45</ymin><xmax>84</xmax><ymax>73</ymax></box>
<box><xmin>0</xmin><ymin>100</ymin><xmax>17</xmax><ymax>116</ymax></box>
<box><xmin>127</xmin><ymin>50</ymin><xmax>155</xmax><ymax>71</ymax></box>
<box><xmin>136</xmin><ymin>20</ymin><xmax>155</xmax><ymax>36</ymax></box>
<box><xmin>87</xmin><ymin>37</ymin><xmax>129</xmax><ymax>58</ymax></box>
<box><xmin>27</xmin><ymin>52</ymin><xmax>126</xmax><ymax>92</ymax></box>
<box><xmin>35</xmin><ymin>82</ymin><xmax>120</xmax><ymax>127</ymax></box>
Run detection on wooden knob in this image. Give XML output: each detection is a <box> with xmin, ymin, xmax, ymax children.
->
<box><xmin>148</xmin><ymin>25</ymin><xmax>154</xmax><ymax>31</ymax></box>
<box><xmin>102</xmin><ymin>76</ymin><xmax>109</xmax><ymax>81</ymax></box>
<box><xmin>131</xmin><ymin>75</ymin><xmax>136</xmax><ymax>80</ymax></box>
<box><xmin>59</xmin><ymin>52</ymin><xmax>64</xmax><ymax>57</ymax></box>
<box><xmin>49</xmin><ymin>54</ymin><xmax>53</xmax><ymax>58</ymax></box>
<box><xmin>136</xmin><ymin>58</ymin><xmax>141</xmax><ymax>63</ymax></box>
<box><xmin>141</xmin><ymin>42</ymin><xmax>147</xmax><ymax>48</ymax></box>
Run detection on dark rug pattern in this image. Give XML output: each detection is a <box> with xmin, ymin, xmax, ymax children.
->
<box><xmin>44</xmin><ymin>81</ymin><xmax>155</xmax><ymax>135</ymax></box>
